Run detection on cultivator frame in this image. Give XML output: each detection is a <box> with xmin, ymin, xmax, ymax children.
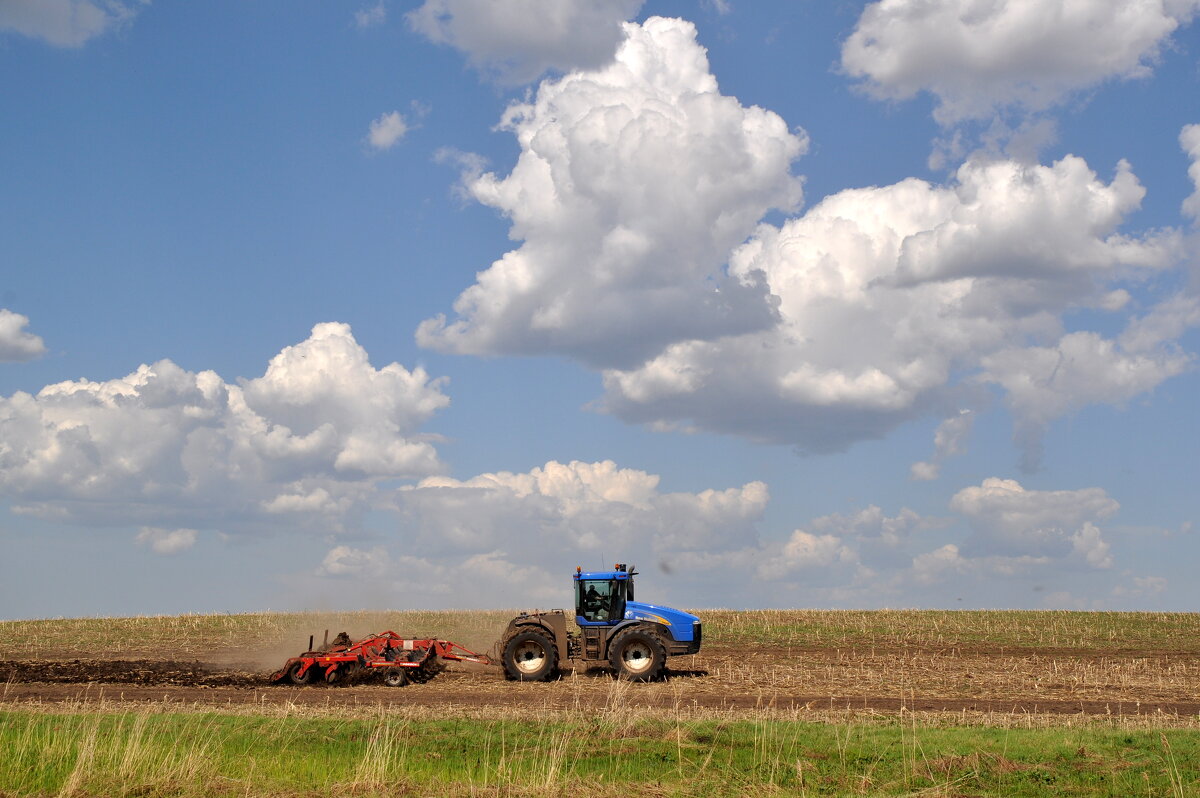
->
<box><xmin>270</xmin><ymin>631</ymin><xmax>491</xmax><ymax>687</ymax></box>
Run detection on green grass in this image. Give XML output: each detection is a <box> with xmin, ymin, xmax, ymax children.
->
<box><xmin>2</xmin><ymin>708</ymin><xmax>1197</xmax><ymax>797</ymax></box>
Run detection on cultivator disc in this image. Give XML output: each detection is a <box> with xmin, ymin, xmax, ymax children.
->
<box><xmin>269</xmin><ymin>631</ymin><xmax>490</xmax><ymax>687</ymax></box>
<box><xmin>405</xmin><ymin>657</ymin><xmax>445</xmax><ymax>684</ymax></box>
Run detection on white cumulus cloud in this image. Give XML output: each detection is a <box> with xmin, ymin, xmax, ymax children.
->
<box><xmin>421</xmin><ymin>16</ymin><xmax>1196</xmax><ymax>468</ymax></box>
<box><xmin>602</xmin><ymin>155</ymin><xmax>1180</xmax><ymax>457</ymax></box>
<box><xmin>316</xmin><ymin>547</ymin><xmax>562</xmax><ymax>606</ymax></box>
<box><xmin>0</xmin><ymin>322</ymin><xmax>448</xmax><ymax>531</ymax></box>
<box><xmin>0</xmin><ymin>0</ymin><xmax>146</xmax><ymax>48</ymax></box>
<box><xmin>308</xmin><ymin>467</ymin><xmax>1152</xmax><ymax>608</ymax></box>
<box><xmin>911</xmin><ymin>410</ymin><xmax>974</xmax><ymax>481</ymax></box>
<box><xmin>135</xmin><ymin>527</ymin><xmax>197</xmax><ymax>555</ymax></box>
<box><xmin>982</xmin><ymin>327</ymin><xmax>1193</xmax><ymax>470</ymax></box>
<box><xmin>367</xmin><ymin>111</ymin><xmax>408</xmax><ymax>151</ymax></box>
<box><xmin>1182</xmin><ymin>124</ymin><xmax>1200</xmax><ymax>223</ymax></box>
<box><xmin>355</xmin><ymin>2</ymin><xmax>386</xmax><ymax>29</ymax></box>
<box><xmin>950</xmin><ymin>477</ymin><xmax>1118</xmax><ymax>567</ymax></box>
<box><xmin>396</xmin><ymin>459</ymin><xmax>767</xmax><ymax>557</ymax></box>
<box><xmin>315</xmin><ymin>458</ymin><xmax>768</xmax><ymax>608</ymax></box>
<box><xmin>0</xmin><ymin>309</ymin><xmax>46</xmax><ymax>362</ymax></box>
<box><xmin>419</xmin><ymin>17</ymin><xmax>807</xmax><ymax>369</ymax></box>
<box><xmin>407</xmin><ymin>0</ymin><xmax>644</xmax><ymax>84</ymax></box>
<box><xmin>674</xmin><ymin>476</ymin><xmax>1138</xmax><ymax>605</ymax></box>
<box><xmin>319</xmin><ymin>545</ymin><xmax>391</xmax><ymax>577</ymax></box>
<box><xmin>842</xmin><ymin>0</ymin><xmax>1200</xmax><ymax>124</ymax></box>
<box><xmin>757</xmin><ymin>530</ymin><xmax>858</xmax><ymax>579</ymax></box>
<box><xmin>1113</xmin><ymin>574</ymin><xmax>1168</xmax><ymax>597</ymax></box>
<box><xmin>758</xmin><ymin>483</ymin><xmax>1120</xmax><ymax>597</ymax></box>
<box><xmin>912</xmin><ymin>543</ymin><xmax>968</xmax><ymax>586</ymax></box>
<box><xmin>677</xmin><ymin>504</ymin><xmax>929</xmax><ymax>593</ymax></box>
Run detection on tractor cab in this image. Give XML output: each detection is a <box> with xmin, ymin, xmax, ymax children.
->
<box><xmin>572</xmin><ymin>562</ymin><xmax>702</xmax><ymax>650</ymax></box>
<box><xmin>574</xmin><ymin>563</ymin><xmax>636</xmax><ymax>625</ymax></box>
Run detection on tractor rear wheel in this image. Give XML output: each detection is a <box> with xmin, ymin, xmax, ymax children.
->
<box><xmin>609</xmin><ymin>628</ymin><xmax>666</xmax><ymax>681</ymax></box>
<box><xmin>288</xmin><ymin>662</ymin><xmax>315</xmax><ymax>686</ymax></box>
<box><xmin>502</xmin><ymin>628</ymin><xmax>559</xmax><ymax>682</ymax></box>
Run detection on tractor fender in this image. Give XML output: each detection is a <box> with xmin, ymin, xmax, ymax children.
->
<box><xmin>606</xmin><ymin>619</ymin><xmax>672</xmax><ymax>647</ymax></box>
<box><xmin>503</xmin><ymin>612</ymin><xmax>569</xmax><ymax>663</ymax></box>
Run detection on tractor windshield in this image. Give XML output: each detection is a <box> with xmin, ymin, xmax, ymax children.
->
<box><xmin>576</xmin><ymin>578</ymin><xmax>625</xmax><ymax>623</ymax></box>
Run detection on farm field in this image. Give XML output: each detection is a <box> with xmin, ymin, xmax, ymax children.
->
<box><xmin>2</xmin><ymin>609</ymin><xmax>1200</xmax><ymax>795</ymax></box>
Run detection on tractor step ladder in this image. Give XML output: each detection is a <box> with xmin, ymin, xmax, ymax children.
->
<box><xmin>583</xmin><ymin>626</ymin><xmax>603</xmax><ymax>659</ymax></box>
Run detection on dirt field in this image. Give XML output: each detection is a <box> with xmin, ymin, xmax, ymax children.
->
<box><xmin>4</xmin><ymin>634</ymin><xmax>1199</xmax><ymax>719</ymax></box>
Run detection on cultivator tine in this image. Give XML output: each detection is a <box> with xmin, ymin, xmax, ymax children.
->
<box><xmin>270</xmin><ymin>631</ymin><xmax>492</xmax><ymax>687</ymax></box>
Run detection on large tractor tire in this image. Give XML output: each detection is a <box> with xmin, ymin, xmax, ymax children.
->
<box><xmin>609</xmin><ymin>627</ymin><xmax>666</xmax><ymax>682</ymax></box>
<box><xmin>502</xmin><ymin>628</ymin><xmax>559</xmax><ymax>682</ymax></box>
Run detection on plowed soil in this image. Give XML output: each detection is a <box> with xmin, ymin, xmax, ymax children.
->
<box><xmin>4</xmin><ymin>642</ymin><xmax>1198</xmax><ymax>718</ymax></box>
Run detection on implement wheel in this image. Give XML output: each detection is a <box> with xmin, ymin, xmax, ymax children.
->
<box><xmin>288</xmin><ymin>661</ymin><xmax>315</xmax><ymax>686</ymax></box>
<box><xmin>382</xmin><ymin>667</ymin><xmax>408</xmax><ymax>687</ymax></box>
<box><xmin>609</xmin><ymin>628</ymin><xmax>666</xmax><ymax>682</ymax></box>
<box><xmin>502</xmin><ymin>628</ymin><xmax>559</xmax><ymax>682</ymax></box>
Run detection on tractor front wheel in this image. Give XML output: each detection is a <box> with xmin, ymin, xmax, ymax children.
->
<box><xmin>609</xmin><ymin>628</ymin><xmax>666</xmax><ymax>681</ymax></box>
<box><xmin>502</xmin><ymin>628</ymin><xmax>559</xmax><ymax>682</ymax></box>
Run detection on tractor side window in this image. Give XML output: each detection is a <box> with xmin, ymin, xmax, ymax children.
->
<box><xmin>577</xmin><ymin>580</ymin><xmax>617</xmax><ymax>622</ymax></box>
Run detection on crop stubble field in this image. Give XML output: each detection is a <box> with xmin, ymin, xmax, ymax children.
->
<box><xmin>2</xmin><ymin>609</ymin><xmax>1199</xmax><ymax>795</ymax></box>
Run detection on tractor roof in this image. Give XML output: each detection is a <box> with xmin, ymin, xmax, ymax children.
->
<box><xmin>574</xmin><ymin>564</ymin><xmax>637</xmax><ymax>581</ymax></box>
<box><xmin>574</xmin><ymin>570</ymin><xmax>631</xmax><ymax>581</ymax></box>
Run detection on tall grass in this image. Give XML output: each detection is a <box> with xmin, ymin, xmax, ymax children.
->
<box><xmin>2</xmin><ymin>707</ymin><xmax>1198</xmax><ymax>796</ymax></box>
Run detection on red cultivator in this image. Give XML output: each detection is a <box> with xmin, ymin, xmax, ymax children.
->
<box><xmin>270</xmin><ymin>631</ymin><xmax>492</xmax><ymax>687</ymax></box>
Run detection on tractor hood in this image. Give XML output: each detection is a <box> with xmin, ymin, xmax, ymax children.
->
<box><xmin>624</xmin><ymin>601</ymin><xmax>700</xmax><ymax>642</ymax></box>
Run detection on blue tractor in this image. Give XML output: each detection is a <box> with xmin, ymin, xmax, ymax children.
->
<box><xmin>500</xmin><ymin>564</ymin><xmax>701</xmax><ymax>681</ymax></box>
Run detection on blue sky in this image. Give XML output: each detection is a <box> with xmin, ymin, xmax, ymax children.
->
<box><xmin>1</xmin><ymin>0</ymin><xmax>1198</xmax><ymax>619</ymax></box>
